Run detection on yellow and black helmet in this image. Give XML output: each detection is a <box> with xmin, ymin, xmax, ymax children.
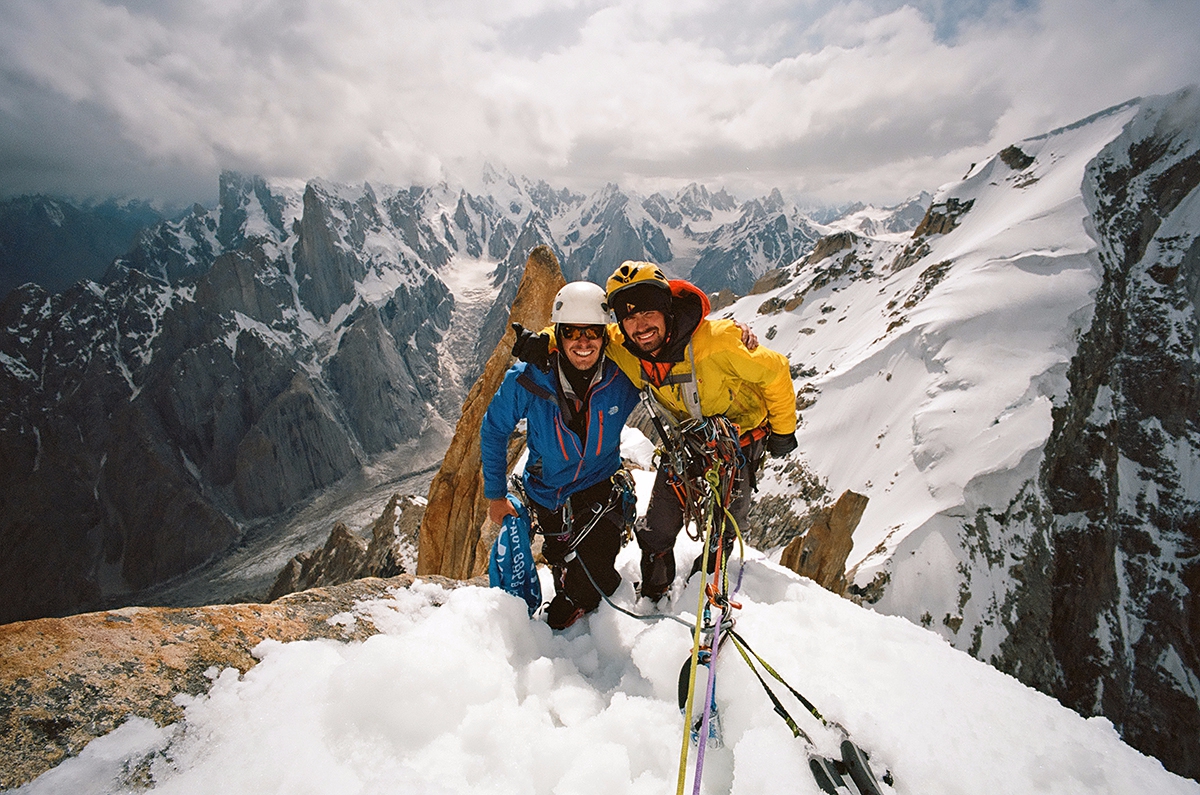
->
<box><xmin>606</xmin><ymin>261</ymin><xmax>672</xmax><ymax>321</ymax></box>
<box><xmin>606</xmin><ymin>261</ymin><xmax>669</xmax><ymax>296</ymax></box>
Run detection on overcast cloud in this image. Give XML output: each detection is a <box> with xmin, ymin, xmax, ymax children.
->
<box><xmin>1</xmin><ymin>0</ymin><xmax>1197</xmax><ymax>207</ymax></box>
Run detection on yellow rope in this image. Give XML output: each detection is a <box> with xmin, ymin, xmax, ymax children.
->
<box><xmin>675</xmin><ymin>442</ymin><xmax>745</xmax><ymax>794</ymax></box>
<box><xmin>675</xmin><ymin>474</ymin><xmax>718</xmax><ymax>795</ymax></box>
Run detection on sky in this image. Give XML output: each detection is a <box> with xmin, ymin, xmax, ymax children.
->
<box><xmin>17</xmin><ymin>538</ymin><xmax>1200</xmax><ymax>794</ymax></box>
<box><xmin>0</xmin><ymin>0</ymin><xmax>1197</xmax><ymax>209</ymax></box>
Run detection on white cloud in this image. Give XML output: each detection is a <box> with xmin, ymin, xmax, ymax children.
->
<box><xmin>0</xmin><ymin>0</ymin><xmax>1196</xmax><ymax>206</ymax></box>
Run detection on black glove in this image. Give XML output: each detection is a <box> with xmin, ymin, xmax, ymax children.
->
<box><xmin>766</xmin><ymin>431</ymin><xmax>798</xmax><ymax>457</ymax></box>
<box><xmin>511</xmin><ymin>323</ymin><xmax>551</xmax><ymax>372</ymax></box>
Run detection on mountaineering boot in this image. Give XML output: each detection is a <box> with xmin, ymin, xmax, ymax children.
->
<box><xmin>688</xmin><ymin>531</ymin><xmax>734</xmax><ymax>579</ymax></box>
<box><xmin>546</xmin><ymin>593</ymin><xmax>585</xmax><ymax>630</ymax></box>
<box><xmin>638</xmin><ymin>549</ymin><xmax>675</xmax><ymax>601</ymax></box>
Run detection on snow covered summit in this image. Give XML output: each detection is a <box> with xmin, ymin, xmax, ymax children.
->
<box><xmin>17</xmin><ymin>542</ymin><xmax>1197</xmax><ymax>794</ymax></box>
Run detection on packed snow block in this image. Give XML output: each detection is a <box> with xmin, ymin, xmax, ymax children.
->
<box><xmin>0</xmin><ymin>572</ymin><xmax>477</xmax><ymax>790</ymax></box>
<box><xmin>418</xmin><ymin>245</ymin><xmax>565</xmax><ymax>580</ymax></box>
<box><xmin>780</xmin><ymin>490</ymin><xmax>868</xmax><ymax>594</ymax></box>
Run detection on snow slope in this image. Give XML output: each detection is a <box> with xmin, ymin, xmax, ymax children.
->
<box><xmin>18</xmin><ymin>535</ymin><xmax>1196</xmax><ymax>794</ymax></box>
<box><xmin>727</xmin><ymin>101</ymin><xmax>1143</xmax><ymax>619</ymax></box>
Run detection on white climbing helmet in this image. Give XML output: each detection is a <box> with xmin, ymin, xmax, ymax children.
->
<box><xmin>550</xmin><ymin>281</ymin><xmax>610</xmax><ymax>325</ymax></box>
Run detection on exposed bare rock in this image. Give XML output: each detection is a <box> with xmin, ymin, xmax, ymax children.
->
<box><xmin>0</xmin><ymin>574</ymin><xmax>483</xmax><ymax>790</ymax></box>
<box><xmin>709</xmin><ymin>288</ymin><xmax>737</xmax><ymax>311</ymax></box>
<box><xmin>748</xmin><ymin>268</ymin><xmax>791</xmax><ymax>295</ymax></box>
<box><xmin>779</xmin><ymin>490</ymin><xmax>869</xmax><ymax>594</ymax></box>
<box><xmin>268</xmin><ymin>493</ymin><xmax>422</xmax><ymax>600</ymax></box>
<box><xmin>232</xmin><ymin>371</ymin><xmax>361</xmax><ymax>517</ymax></box>
<box><xmin>912</xmin><ymin>197</ymin><xmax>974</xmax><ymax>237</ymax></box>
<box><xmin>417</xmin><ymin>245</ymin><xmax>566</xmax><ymax>580</ymax></box>
<box><xmin>999</xmin><ymin>144</ymin><xmax>1036</xmax><ymax>171</ymax></box>
<box><xmin>806</xmin><ymin>230</ymin><xmax>857</xmax><ymax>265</ymax></box>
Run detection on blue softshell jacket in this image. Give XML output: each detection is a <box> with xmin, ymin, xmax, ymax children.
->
<box><xmin>481</xmin><ymin>355</ymin><xmax>640</xmax><ymax>510</ymax></box>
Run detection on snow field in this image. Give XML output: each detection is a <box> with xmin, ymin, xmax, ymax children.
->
<box><xmin>20</xmin><ymin>545</ymin><xmax>1198</xmax><ymax>795</ymax></box>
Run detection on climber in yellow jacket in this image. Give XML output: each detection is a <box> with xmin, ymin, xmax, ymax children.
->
<box><xmin>602</xmin><ymin>261</ymin><xmax>798</xmax><ymax>599</ymax></box>
<box><xmin>512</xmin><ymin>261</ymin><xmax>798</xmax><ymax>600</ymax></box>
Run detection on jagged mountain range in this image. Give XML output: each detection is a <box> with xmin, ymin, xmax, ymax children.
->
<box><xmin>0</xmin><ymin>173</ymin><xmax>910</xmax><ymax>625</ymax></box>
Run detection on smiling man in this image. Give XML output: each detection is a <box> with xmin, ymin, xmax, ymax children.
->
<box><xmin>603</xmin><ymin>261</ymin><xmax>799</xmax><ymax>601</ymax></box>
<box><xmin>481</xmin><ymin>281</ymin><xmax>640</xmax><ymax>629</ymax></box>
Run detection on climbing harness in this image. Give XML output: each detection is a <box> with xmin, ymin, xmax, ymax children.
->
<box><xmin>561</xmin><ymin>467</ymin><xmax>637</xmax><ymax>561</ymax></box>
<box><xmin>640</xmin><ymin>387</ymin><xmax>745</xmax><ymax>542</ymax></box>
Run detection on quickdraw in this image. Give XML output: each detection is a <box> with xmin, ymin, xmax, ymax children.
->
<box><xmin>553</xmin><ymin>434</ymin><xmax>892</xmax><ymax>795</ymax></box>
<box><xmin>641</xmin><ymin>387</ymin><xmax>744</xmax><ymax>542</ymax></box>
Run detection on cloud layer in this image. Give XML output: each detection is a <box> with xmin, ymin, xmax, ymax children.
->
<box><xmin>1</xmin><ymin>0</ymin><xmax>1197</xmax><ymax>206</ymax></box>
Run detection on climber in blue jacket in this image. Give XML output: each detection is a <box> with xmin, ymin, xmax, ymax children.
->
<box><xmin>481</xmin><ymin>281</ymin><xmax>641</xmax><ymax>630</ymax></box>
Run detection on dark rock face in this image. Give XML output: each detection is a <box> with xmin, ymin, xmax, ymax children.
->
<box><xmin>0</xmin><ymin>174</ymin><xmax>468</xmax><ymax>624</ymax></box>
<box><xmin>232</xmin><ymin>372</ymin><xmax>361</xmax><ymax>517</ymax></box>
<box><xmin>912</xmin><ymin>197</ymin><xmax>975</xmax><ymax>237</ymax></box>
<box><xmin>472</xmin><ymin>214</ymin><xmax>562</xmax><ymax>381</ymax></box>
<box><xmin>292</xmin><ymin>182</ymin><xmax>374</xmax><ymax>321</ymax></box>
<box><xmin>268</xmin><ymin>493</ymin><xmax>422</xmax><ymax>600</ymax></box>
<box><xmin>327</xmin><ymin>307</ymin><xmax>426</xmax><ymax>454</ymax></box>
<box><xmin>689</xmin><ymin>190</ymin><xmax>821</xmax><ymax>295</ymax></box>
<box><xmin>944</xmin><ymin>89</ymin><xmax>1200</xmax><ymax>780</ymax></box>
<box><xmin>0</xmin><ymin>169</ymin><xmax>904</xmax><ymax>627</ymax></box>
<box><xmin>1034</xmin><ymin>89</ymin><xmax>1200</xmax><ymax>778</ymax></box>
<box><xmin>0</xmin><ymin>268</ymin><xmax>236</xmax><ymax>623</ymax></box>
<box><xmin>565</xmin><ymin>185</ymin><xmax>660</xmax><ymax>284</ymax></box>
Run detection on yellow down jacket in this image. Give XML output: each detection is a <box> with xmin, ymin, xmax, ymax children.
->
<box><xmin>604</xmin><ymin>280</ymin><xmax>796</xmax><ymax>438</ymax></box>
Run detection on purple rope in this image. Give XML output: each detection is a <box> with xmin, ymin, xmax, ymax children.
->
<box><xmin>690</xmin><ymin>455</ymin><xmax>748</xmax><ymax>792</ymax></box>
<box><xmin>691</xmin><ymin>600</ymin><xmax>728</xmax><ymax>795</ymax></box>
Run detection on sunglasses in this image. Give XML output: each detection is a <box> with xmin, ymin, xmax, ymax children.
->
<box><xmin>560</xmin><ymin>325</ymin><xmax>605</xmax><ymax>341</ymax></box>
